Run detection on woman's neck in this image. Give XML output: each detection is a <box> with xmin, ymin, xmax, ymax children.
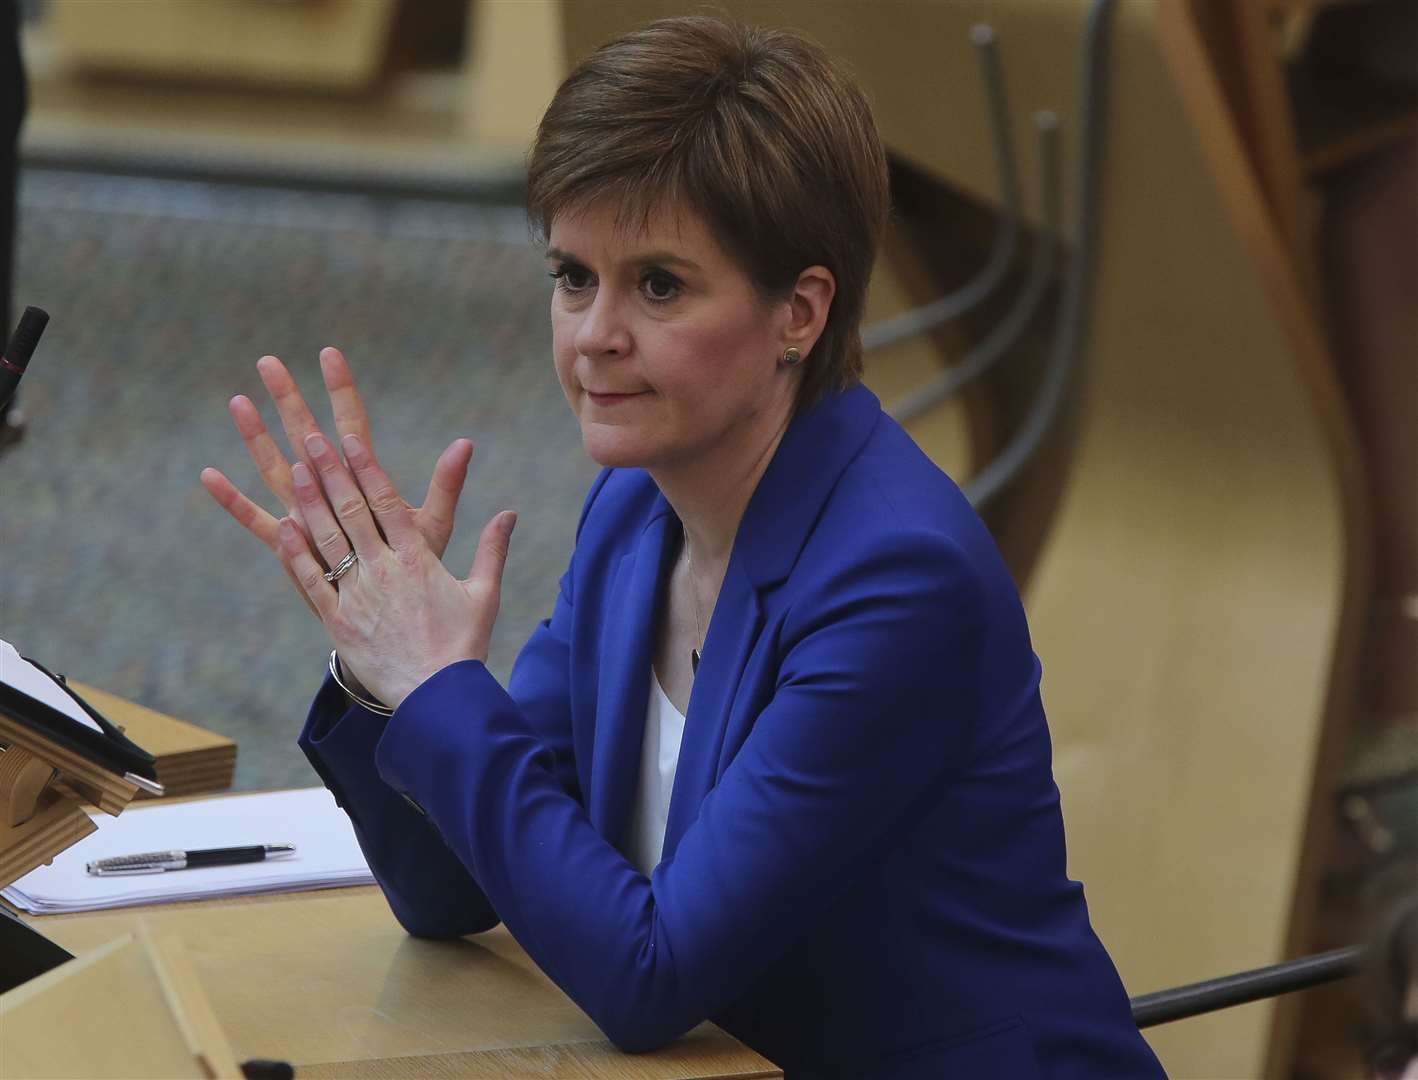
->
<box><xmin>650</xmin><ymin>409</ymin><xmax>791</xmax><ymax>578</ymax></box>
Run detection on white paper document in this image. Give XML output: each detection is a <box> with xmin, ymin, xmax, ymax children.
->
<box><xmin>0</xmin><ymin>637</ymin><xmax>103</xmax><ymax>732</ymax></box>
<box><xmin>3</xmin><ymin>787</ymin><xmax>375</xmax><ymax>914</ymax></box>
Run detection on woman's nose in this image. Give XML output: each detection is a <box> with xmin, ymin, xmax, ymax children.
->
<box><xmin>573</xmin><ymin>289</ymin><xmax>631</xmax><ymax>359</ymax></box>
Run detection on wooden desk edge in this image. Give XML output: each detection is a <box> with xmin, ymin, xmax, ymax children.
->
<box><xmin>11</xmin><ymin>885</ymin><xmax>783</xmax><ymax>1080</ymax></box>
<box><xmin>300</xmin><ymin>1039</ymin><xmax>782</xmax><ymax>1080</ymax></box>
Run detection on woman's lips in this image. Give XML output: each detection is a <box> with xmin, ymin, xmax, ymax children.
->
<box><xmin>586</xmin><ymin>390</ymin><xmax>646</xmax><ymax>406</ymax></box>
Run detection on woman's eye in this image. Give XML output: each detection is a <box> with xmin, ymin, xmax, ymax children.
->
<box><xmin>549</xmin><ymin>266</ymin><xmax>593</xmax><ymax>293</ymax></box>
<box><xmin>641</xmin><ymin>271</ymin><xmax>681</xmax><ymax>303</ymax></box>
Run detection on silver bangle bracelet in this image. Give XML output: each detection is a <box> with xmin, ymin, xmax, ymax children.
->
<box><xmin>327</xmin><ymin>650</ymin><xmax>394</xmax><ymax>717</ymax></box>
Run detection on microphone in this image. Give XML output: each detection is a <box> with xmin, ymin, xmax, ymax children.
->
<box><xmin>0</xmin><ymin>307</ymin><xmax>50</xmax><ymax>413</ymax></box>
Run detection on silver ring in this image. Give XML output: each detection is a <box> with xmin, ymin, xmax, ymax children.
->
<box><xmin>323</xmin><ymin>550</ymin><xmax>358</xmax><ymax>584</ymax></box>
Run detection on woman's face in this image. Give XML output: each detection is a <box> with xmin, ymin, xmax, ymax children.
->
<box><xmin>547</xmin><ymin>200</ymin><xmax>798</xmax><ymax>474</ymax></box>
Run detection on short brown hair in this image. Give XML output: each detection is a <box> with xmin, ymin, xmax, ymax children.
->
<box><xmin>526</xmin><ymin>15</ymin><xmax>889</xmax><ymax>411</ymax></box>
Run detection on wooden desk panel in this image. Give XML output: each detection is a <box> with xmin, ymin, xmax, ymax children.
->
<box><xmin>27</xmin><ymin>887</ymin><xmax>778</xmax><ymax>1079</ymax></box>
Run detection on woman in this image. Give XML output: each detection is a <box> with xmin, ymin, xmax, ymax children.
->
<box><xmin>202</xmin><ymin>16</ymin><xmax>1164</xmax><ymax>1079</ymax></box>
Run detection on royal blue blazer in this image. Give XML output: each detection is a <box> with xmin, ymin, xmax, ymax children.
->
<box><xmin>299</xmin><ymin>383</ymin><xmax>1166</xmax><ymax>1079</ymax></box>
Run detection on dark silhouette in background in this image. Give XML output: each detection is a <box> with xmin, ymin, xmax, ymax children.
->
<box><xmin>1366</xmin><ymin>864</ymin><xmax>1418</xmax><ymax>1079</ymax></box>
<box><xmin>1</xmin><ymin>0</ymin><xmax>26</xmax><ymax>449</ymax></box>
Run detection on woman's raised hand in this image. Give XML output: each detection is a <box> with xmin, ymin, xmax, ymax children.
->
<box><xmin>275</xmin><ymin>430</ymin><xmax>516</xmax><ymax>709</ymax></box>
<box><xmin>200</xmin><ymin>347</ymin><xmax>474</xmax><ymax>617</ymax></box>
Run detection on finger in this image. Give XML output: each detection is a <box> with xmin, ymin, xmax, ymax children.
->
<box><xmin>257</xmin><ymin>355</ymin><xmax>326</xmax><ymax>470</ymax></box>
<box><xmin>229</xmin><ymin>394</ymin><xmax>298</xmax><ymax>510</ymax></box>
<box><xmin>304</xmin><ymin>431</ymin><xmax>386</xmax><ymax>556</ymax></box>
<box><xmin>203</xmin><ymin>453</ymin><xmax>315</xmax><ymax>551</ymax></box>
<box><xmin>200</xmin><ymin>466</ymin><xmax>282</xmax><ymax>548</ymax></box>
<box><xmin>317</xmin><ymin>346</ymin><xmax>425</xmax><ymax>549</ymax></box>
<box><xmin>461</xmin><ymin>512</ymin><xmax>515</xmax><ymax>666</ymax></box>
<box><xmin>318</xmin><ymin>346</ymin><xmax>375</xmax><ymax>448</ymax></box>
<box><xmin>201</xmin><ymin>468</ymin><xmax>321</xmax><ymax>617</ymax></box>
<box><xmin>277</xmin><ymin>516</ymin><xmax>337</xmax><ymax>621</ymax></box>
<box><xmin>201</xmin><ymin>464</ymin><xmax>313</xmax><ymax>551</ymax></box>
<box><xmin>276</xmin><ymin>552</ymin><xmax>322</xmax><ymax>620</ymax></box>
<box><xmin>340</xmin><ymin>434</ymin><xmax>420</xmax><ymax>552</ymax></box>
<box><xmin>291</xmin><ymin>461</ymin><xmax>353</xmax><ymax>574</ymax></box>
<box><xmin>417</xmin><ymin>439</ymin><xmax>474</xmax><ymax>557</ymax></box>
<box><xmin>467</xmin><ymin>510</ymin><xmax>517</xmax><ymax>598</ymax></box>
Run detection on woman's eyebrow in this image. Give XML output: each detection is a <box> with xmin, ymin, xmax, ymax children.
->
<box><xmin>544</xmin><ymin>246</ymin><xmax>702</xmax><ymax>273</ymax></box>
<box><xmin>631</xmin><ymin>251</ymin><xmax>702</xmax><ymax>273</ymax></box>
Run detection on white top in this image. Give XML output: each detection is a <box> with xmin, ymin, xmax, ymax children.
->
<box><xmin>626</xmin><ymin>668</ymin><xmax>688</xmax><ymax>876</ymax></box>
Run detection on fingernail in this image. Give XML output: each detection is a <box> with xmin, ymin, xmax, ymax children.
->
<box><xmin>504</xmin><ymin>511</ymin><xmax>518</xmax><ymax>534</ymax></box>
<box><xmin>305</xmin><ymin>432</ymin><xmax>330</xmax><ymax>459</ymax></box>
<box><xmin>291</xmin><ymin>462</ymin><xmax>312</xmax><ymax>488</ymax></box>
<box><xmin>278</xmin><ymin>518</ymin><xmax>297</xmax><ymax>540</ymax></box>
<box><xmin>341</xmin><ymin>434</ymin><xmax>365</xmax><ymax>461</ymax></box>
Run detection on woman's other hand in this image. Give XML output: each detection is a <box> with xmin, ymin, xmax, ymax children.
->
<box><xmin>277</xmin><ymin>430</ymin><xmax>517</xmax><ymax>710</ymax></box>
<box><xmin>200</xmin><ymin>347</ymin><xmax>473</xmax><ymax>617</ymax></box>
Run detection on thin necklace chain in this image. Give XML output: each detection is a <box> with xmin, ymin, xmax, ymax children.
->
<box><xmin>684</xmin><ymin>535</ymin><xmax>704</xmax><ymax>676</ymax></box>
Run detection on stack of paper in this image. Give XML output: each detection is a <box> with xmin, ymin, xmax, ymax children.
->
<box><xmin>2</xmin><ymin>788</ymin><xmax>374</xmax><ymax>914</ymax></box>
<box><xmin>70</xmin><ymin>682</ymin><xmax>238</xmax><ymax>799</ymax></box>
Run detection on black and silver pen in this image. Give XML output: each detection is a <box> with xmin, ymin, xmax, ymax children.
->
<box><xmin>86</xmin><ymin>843</ymin><xmax>296</xmax><ymax>876</ymax></box>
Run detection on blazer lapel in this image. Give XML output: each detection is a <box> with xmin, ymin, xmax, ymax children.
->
<box><xmin>661</xmin><ymin>556</ymin><xmax>764</xmax><ymax>861</ymax></box>
<box><xmin>659</xmin><ymin>384</ymin><xmax>882</xmax><ymax>861</ymax></box>
<box><xmin>593</xmin><ymin>384</ymin><xmax>882</xmax><ymax>863</ymax></box>
<box><xmin>588</xmin><ymin>510</ymin><xmax>676</xmax><ymax>848</ymax></box>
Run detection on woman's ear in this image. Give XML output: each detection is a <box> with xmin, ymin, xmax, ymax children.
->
<box><xmin>784</xmin><ymin>265</ymin><xmax>836</xmax><ymax>359</ymax></box>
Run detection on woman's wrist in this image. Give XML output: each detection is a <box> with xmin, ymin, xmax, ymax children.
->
<box><xmin>328</xmin><ymin>650</ymin><xmax>394</xmax><ymax>716</ymax></box>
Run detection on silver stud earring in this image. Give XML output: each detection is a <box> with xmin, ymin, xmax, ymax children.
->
<box><xmin>781</xmin><ymin>346</ymin><xmax>802</xmax><ymax>366</ymax></box>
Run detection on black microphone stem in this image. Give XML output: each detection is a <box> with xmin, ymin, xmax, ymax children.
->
<box><xmin>0</xmin><ymin>306</ymin><xmax>49</xmax><ymax>412</ymax></box>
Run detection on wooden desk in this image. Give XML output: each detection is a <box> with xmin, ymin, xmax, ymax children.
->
<box><xmin>21</xmin><ymin>886</ymin><xmax>779</xmax><ymax>1079</ymax></box>
<box><xmin>69</xmin><ymin>681</ymin><xmax>238</xmax><ymax>800</ymax></box>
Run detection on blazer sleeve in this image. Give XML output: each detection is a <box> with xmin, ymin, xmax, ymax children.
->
<box><xmin>296</xmin><ymin>474</ymin><xmax>611</xmax><ymax>938</ymax></box>
<box><xmin>298</xmin><ymin>678</ymin><xmax>500</xmax><ymax>938</ymax></box>
<box><xmin>372</xmin><ymin>528</ymin><xmax>985</xmax><ymax>1051</ymax></box>
<box><xmin>297</xmin><ymin>568</ymin><xmax>578</xmax><ymax>938</ymax></box>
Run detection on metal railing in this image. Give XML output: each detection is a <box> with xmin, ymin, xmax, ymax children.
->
<box><xmin>1130</xmin><ymin>945</ymin><xmax>1362</xmax><ymax>1029</ymax></box>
